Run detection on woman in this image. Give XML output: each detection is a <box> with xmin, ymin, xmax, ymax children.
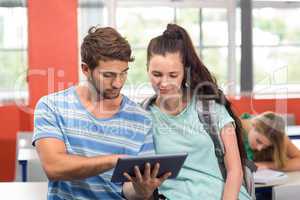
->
<box><xmin>143</xmin><ymin>24</ymin><xmax>251</xmax><ymax>200</ymax></box>
<box><xmin>242</xmin><ymin>111</ymin><xmax>300</xmax><ymax>171</ymax></box>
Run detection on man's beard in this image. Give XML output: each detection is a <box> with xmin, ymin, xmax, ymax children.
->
<box><xmin>89</xmin><ymin>77</ymin><xmax>121</xmax><ymax>100</ymax></box>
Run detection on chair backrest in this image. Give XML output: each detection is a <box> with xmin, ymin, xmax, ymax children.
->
<box><xmin>15</xmin><ymin>132</ymin><xmax>48</xmax><ymax>182</ymax></box>
<box><xmin>17</xmin><ymin>132</ymin><xmax>34</xmax><ymax>149</ymax></box>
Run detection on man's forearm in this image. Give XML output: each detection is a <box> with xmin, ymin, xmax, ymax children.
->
<box><xmin>42</xmin><ymin>153</ymin><xmax>120</xmax><ymax>181</ymax></box>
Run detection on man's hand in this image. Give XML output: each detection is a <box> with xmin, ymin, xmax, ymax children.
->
<box><xmin>123</xmin><ymin>162</ymin><xmax>171</xmax><ymax>199</ymax></box>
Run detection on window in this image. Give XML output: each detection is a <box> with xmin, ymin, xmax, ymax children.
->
<box><xmin>78</xmin><ymin>0</ymin><xmax>107</xmax><ymax>82</ymax></box>
<box><xmin>201</xmin><ymin>9</ymin><xmax>228</xmax><ymax>86</ymax></box>
<box><xmin>0</xmin><ymin>5</ymin><xmax>27</xmax><ymax>104</ymax></box>
<box><xmin>116</xmin><ymin>5</ymin><xmax>232</xmax><ymax>100</ymax></box>
<box><xmin>77</xmin><ymin>0</ymin><xmax>300</xmax><ymax>98</ymax></box>
<box><xmin>117</xmin><ymin>7</ymin><xmax>231</xmax><ymax>86</ymax></box>
<box><xmin>117</xmin><ymin>6</ymin><xmax>174</xmax><ymax>87</ymax></box>
<box><xmin>77</xmin><ymin>1</ymin><xmax>236</xmax><ymax>99</ymax></box>
<box><xmin>253</xmin><ymin>7</ymin><xmax>300</xmax><ymax>95</ymax></box>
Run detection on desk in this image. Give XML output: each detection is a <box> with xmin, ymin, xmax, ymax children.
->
<box><xmin>255</xmin><ymin>171</ymin><xmax>300</xmax><ymax>188</ymax></box>
<box><xmin>17</xmin><ymin>148</ymin><xmax>39</xmax><ymax>182</ymax></box>
<box><xmin>287</xmin><ymin>126</ymin><xmax>300</xmax><ymax>139</ymax></box>
<box><xmin>0</xmin><ymin>182</ymin><xmax>48</xmax><ymax>200</ymax></box>
<box><xmin>274</xmin><ymin>171</ymin><xmax>300</xmax><ymax>187</ymax></box>
<box><xmin>255</xmin><ymin>171</ymin><xmax>300</xmax><ymax>200</ymax></box>
<box><xmin>291</xmin><ymin>139</ymin><xmax>300</xmax><ymax>149</ymax></box>
<box><xmin>272</xmin><ymin>171</ymin><xmax>300</xmax><ymax>200</ymax></box>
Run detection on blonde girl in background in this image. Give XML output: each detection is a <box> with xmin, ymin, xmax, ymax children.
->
<box><xmin>241</xmin><ymin>111</ymin><xmax>300</xmax><ymax>171</ymax></box>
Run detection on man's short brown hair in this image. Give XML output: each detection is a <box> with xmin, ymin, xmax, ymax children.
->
<box><xmin>81</xmin><ymin>26</ymin><xmax>134</xmax><ymax>70</ymax></box>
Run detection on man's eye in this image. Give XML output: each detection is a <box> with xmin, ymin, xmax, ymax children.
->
<box><xmin>102</xmin><ymin>72</ymin><xmax>115</xmax><ymax>78</ymax></box>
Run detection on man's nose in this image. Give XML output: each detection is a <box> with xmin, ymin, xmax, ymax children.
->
<box><xmin>112</xmin><ymin>76</ymin><xmax>123</xmax><ymax>88</ymax></box>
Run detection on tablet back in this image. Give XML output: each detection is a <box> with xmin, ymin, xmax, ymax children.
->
<box><xmin>111</xmin><ymin>153</ymin><xmax>188</xmax><ymax>183</ymax></box>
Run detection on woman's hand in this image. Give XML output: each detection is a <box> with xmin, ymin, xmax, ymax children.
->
<box><xmin>123</xmin><ymin>162</ymin><xmax>171</xmax><ymax>199</ymax></box>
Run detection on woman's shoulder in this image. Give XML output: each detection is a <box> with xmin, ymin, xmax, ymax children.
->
<box><xmin>241</xmin><ymin>119</ymin><xmax>252</xmax><ymax>133</ymax></box>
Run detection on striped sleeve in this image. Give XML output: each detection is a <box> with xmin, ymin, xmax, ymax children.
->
<box><xmin>32</xmin><ymin>96</ymin><xmax>64</xmax><ymax>146</ymax></box>
<box><xmin>137</xmin><ymin>127</ymin><xmax>155</xmax><ymax>156</ymax></box>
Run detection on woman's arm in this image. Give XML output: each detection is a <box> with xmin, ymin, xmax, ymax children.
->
<box><xmin>220</xmin><ymin>123</ymin><xmax>244</xmax><ymax>200</ymax></box>
<box><xmin>281</xmin><ymin>137</ymin><xmax>300</xmax><ymax>171</ymax></box>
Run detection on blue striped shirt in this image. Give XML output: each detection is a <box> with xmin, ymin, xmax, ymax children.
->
<box><xmin>33</xmin><ymin>86</ymin><xmax>154</xmax><ymax>200</ymax></box>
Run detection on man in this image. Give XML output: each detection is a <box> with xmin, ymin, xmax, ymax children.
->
<box><xmin>33</xmin><ymin>26</ymin><xmax>170</xmax><ymax>200</ymax></box>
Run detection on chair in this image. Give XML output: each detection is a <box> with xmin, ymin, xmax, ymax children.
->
<box><xmin>15</xmin><ymin>132</ymin><xmax>47</xmax><ymax>182</ymax></box>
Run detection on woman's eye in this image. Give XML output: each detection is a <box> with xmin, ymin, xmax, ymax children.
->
<box><xmin>152</xmin><ymin>73</ymin><xmax>161</xmax><ymax>77</ymax></box>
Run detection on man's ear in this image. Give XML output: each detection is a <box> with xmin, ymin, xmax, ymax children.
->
<box><xmin>81</xmin><ymin>63</ymin><xmax>90</xmax><ymax>76</ymax></box>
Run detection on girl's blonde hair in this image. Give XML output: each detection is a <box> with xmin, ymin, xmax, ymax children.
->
<box><xmin>252</xmin><ymin>111</ymin><xmax>287</xmax><ymax>169</ymax></box>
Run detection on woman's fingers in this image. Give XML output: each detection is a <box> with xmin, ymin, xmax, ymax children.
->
<box><xmin>151</xmin><ymin>163</ymin><xmax>160</xmax><ymax>178</ymax></box>
<box><xmin>125</xmin><ymin>163</ymin><xmax>170</xmax><ymax>186</ymax></box>
<box><xmin>134</xmin><ymin>165</ymin><xmax>143</xmax><ymax>183</ymax></box>
<box><xmin>159</xmin><ymin>172</ymin><xmax>172</xmax><ymax>183</ymax></box>
<box><xmin>123</xmin><ymin>172</ymin><xmax>133</xmax><ymax>182</ymax></box>
<box><xmin>144</xmin><ymin>162</ymin><xmax>151</xmax><ymax>179</ymax></box>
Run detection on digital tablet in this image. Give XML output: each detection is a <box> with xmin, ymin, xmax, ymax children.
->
<box><xmin>111</xmin><ymin>153</ymin><xmax>188</xmax><ymax>183</ymax></box>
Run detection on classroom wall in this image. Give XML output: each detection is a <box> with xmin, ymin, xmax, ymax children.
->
<box><xmin>0</xmin><ymin>0</ymin><xmax>300</xmax><ymax>181</ymax></box>
<box><xmin>0</xmin><ymin>105</ymin><xmax>20</xmax><ymax>181</ymax></box>
<box><xmin>230</xmin><ymin>97</ymin><xmax>300</xmax><ymax>125</ymax></box>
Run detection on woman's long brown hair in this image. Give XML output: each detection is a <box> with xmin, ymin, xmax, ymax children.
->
<box><xmin>147</xmin><ymin>24</ymin><xmax>247</xmax><ymax>166</ymax></box>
